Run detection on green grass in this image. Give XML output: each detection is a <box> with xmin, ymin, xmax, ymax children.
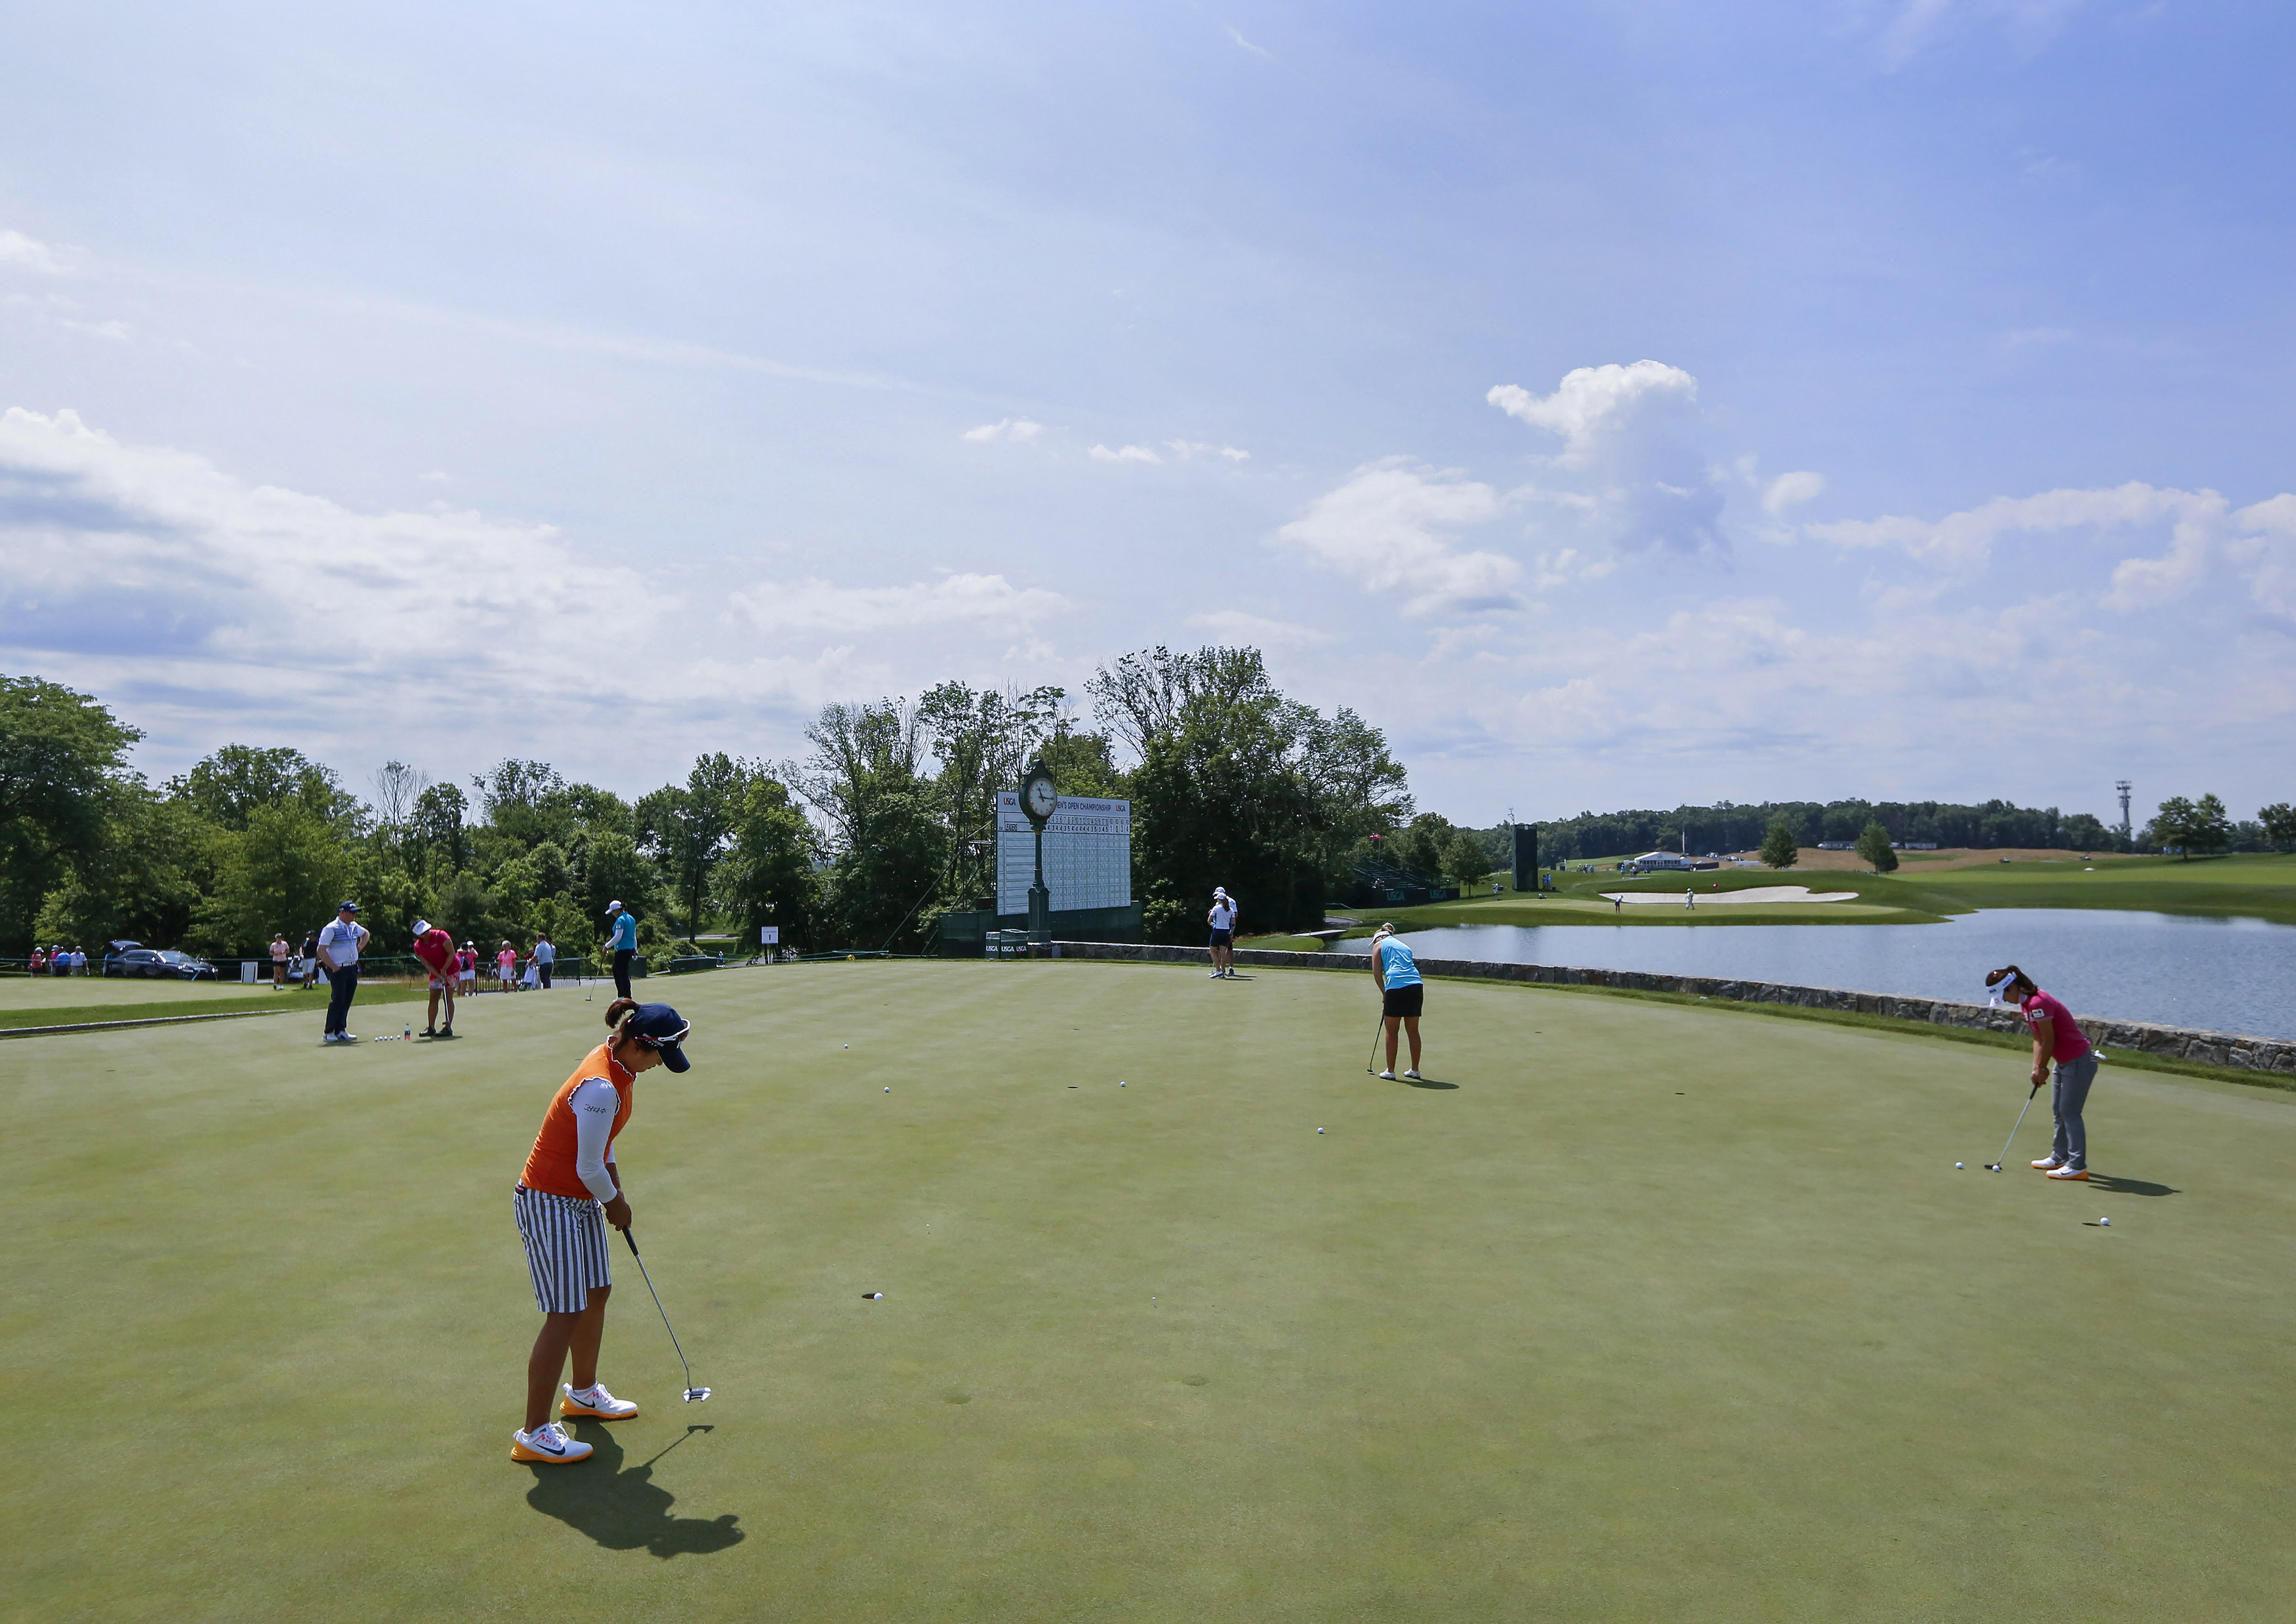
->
<box><xmin>0</xmin><ymin>980</ymin><xmax>451</xmax><ymax>1030</ymax></box>
<box><xmin>9</xmin><ymin>959</ymin><xmax>2295</xmax><ymax>1621</ymax></box>
<box><xmin>1874</xmin><ymin>851</ymin><xmax>2296</xmax><ymax>925</ymax></box>
<box><xmin>1343</xmin><ymin>852</ymin><xmax>2296</xmax><ymax>931</ymax></box>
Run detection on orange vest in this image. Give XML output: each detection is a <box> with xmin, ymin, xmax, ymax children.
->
<box><xmin>521</xmin><ymin>1042</ymin><xmax>633</xmax><ymax>1199</ymax></box>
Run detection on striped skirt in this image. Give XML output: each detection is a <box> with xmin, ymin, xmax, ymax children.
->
<box><xmin>513</xmin><ymin>1184</ymin><xmax>611</xmax><ymax>1314</ymax></box>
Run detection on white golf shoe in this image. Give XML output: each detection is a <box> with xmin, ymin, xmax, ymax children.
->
<box><xmin>1403</xmin><ymin>1069</ymin><xmax>1422</xmax><ymax>1080</ymax></box>
<box><xmin>561</xmin><ymin>1382</ymin><xmax>640</xmax><ymax>1420</ymax></box>
<box><xmin>510</xmin><ymin>1421</ymin><xmax>592</xmax><ymax>1463</ymax></box>
<box><xmin>1378</xmin><ymin>1068</ymin><xmax>1396</xmax><ymax>1080</ymax></box>
<box><xmin>2032</xmin><ymin>1155</ymin><xmax>2066</xmax><ymax>1171</ymax></box>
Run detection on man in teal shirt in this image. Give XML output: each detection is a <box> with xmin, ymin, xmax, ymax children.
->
<box><xmin>605</xmin><ymin>900</ymin><xmax>639</xmax><ymax>998</ymax></box>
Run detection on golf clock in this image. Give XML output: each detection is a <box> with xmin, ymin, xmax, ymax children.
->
<box><xmin>1021</xmin><ymin>763</ymin><xmax>1058</xmax><ymax>825</ymax></box>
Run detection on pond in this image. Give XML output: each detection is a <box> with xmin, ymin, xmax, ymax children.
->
<box><xmin>1334</xmin><ymin>909</ymin><xmax>2296</xmax><ymax>1041</ymax></box>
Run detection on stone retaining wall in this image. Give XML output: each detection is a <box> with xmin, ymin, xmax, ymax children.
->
<box><xmin>1049</xmin><ymin>941</ymin><xmax>2296</xmax><ymax>1076</ymax></box>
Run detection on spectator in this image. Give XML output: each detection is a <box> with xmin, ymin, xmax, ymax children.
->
<box><xmin>459</xmin><ymin>942</ymin><xmax>479</xmax><ymax>998</ymax></box>
<box><xmin>532</xmin><ymin>932</ymin><xmax>557</xmax><ymax>989</ymax></box>
<box><xmin>497</xmin><ymin>939</ymin><xmax>519</xmax><ymax>992</ymax></box>
<box><xmin>270</xmin><ymin>932</ymin><xmax>291</xmax><ymax>989</ymax></box>
<box><xmin>299</xmin><ymin>930</ymin><xmax>321</xmax><ymax>989</ymax></box>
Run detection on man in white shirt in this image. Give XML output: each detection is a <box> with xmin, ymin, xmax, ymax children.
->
<box><xmin>533</xmin><ymin>932</ymin><xmax>557</xmax><ymax>989</ymax></box>
<box><xmin>316</xmin><ymin>901</ymin><xmax>370</xmax><ymax>1044</ymax></box>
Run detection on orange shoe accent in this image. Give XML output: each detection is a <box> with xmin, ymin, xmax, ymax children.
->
<box><xmin>511</xmin><ymin>1432</ymin><xmax>592</xmax><ymax>1464</ymax></box>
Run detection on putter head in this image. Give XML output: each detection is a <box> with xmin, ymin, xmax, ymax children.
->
<box><xmin>683</xmin><ymin>1386</ymin><xmax>712</xmax><ymax>1402</ymax></box>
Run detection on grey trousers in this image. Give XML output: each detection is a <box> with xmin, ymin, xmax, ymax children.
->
<box><xmin>2051</xmin><ymin>1051</ymin><xmax>2099</xmax><ymax>1169</ymax></box>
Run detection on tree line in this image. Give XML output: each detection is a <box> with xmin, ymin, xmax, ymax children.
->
<box><xmin>1532</xmin><ymin>795</ymin><xmax>2296</xmax><ymax>864</ymax></box>
<box><xmin>0</xmin><ymin>650</ymin><xmax>1420</xmax><ymax>960</ymax></box>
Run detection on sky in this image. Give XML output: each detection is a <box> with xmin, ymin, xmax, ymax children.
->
<box><xmin>2</xmin><ymin>0</ymin><xmax>2291</xmax><ymax>830</ymax></box>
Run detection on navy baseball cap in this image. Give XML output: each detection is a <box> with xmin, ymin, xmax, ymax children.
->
<box><xmin>337</xmin><ymin>900</ymin><xmax>360</xmax><ymax>912</ymax></box>
<box><xmin>629</xmin><ymin>1003</ymin><xmax>692</xmax><ymax>1072</ymax></box>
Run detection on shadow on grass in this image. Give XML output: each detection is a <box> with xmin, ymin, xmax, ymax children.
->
<box><xmin>1397</xmin><ymin>1073</ymin><xmax>1459</xmax><ymax>1090</ymax></box>
<box><xmin>524</xmin><ymin>1423</ymin><xmax>744</xmax><ymax>1557</ymax></box>
<box><xmin>2089</xmin><ymin>1172</ymin><xmax>2179</xmax><ymax>1197</ymax></box>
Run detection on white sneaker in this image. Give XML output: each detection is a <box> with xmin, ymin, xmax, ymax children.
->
<box><xmin>2032</xmin><ymin>1155</ymin><xmax>2065</xmax><ymax>1171</ymax></box>
<box><xmin>510</xmin><ymin>1421</ymin><xmax>592</xmax><ymax>1463</ymax></box>
<box><xmin>1403</xmin><ymin>1069</ymin><xmax>1422</xmax><ymax>1080</ymax></box>
<box><xmin>1210</xmin><ymin>970</ymin><xmax>1223</xmax><ymax>978</ymax></box>
<box><xmin>1378</xmin><ymin>1069</ymin><xmax>1396</xmax><ymax>1080</ymax></box>
<box><xmin>561</xmin><ymin>1381</ymin><xmax>640</xmax><ymax>1420</ymax></box>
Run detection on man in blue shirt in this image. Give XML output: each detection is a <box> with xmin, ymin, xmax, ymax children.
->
<box><xmin>605</xmin><ymin>900</ymin><xmax>639</xmax><ymax>998</ymax></box>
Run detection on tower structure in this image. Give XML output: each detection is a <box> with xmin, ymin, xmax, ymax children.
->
<box><xmin>2115</xmin><ymin>780</ymin><xmax>2133</xmax><ymax>842</ymax></box>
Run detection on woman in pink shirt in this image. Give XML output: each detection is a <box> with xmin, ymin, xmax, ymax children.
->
<box><xmin>1986</xmin><ymin>964</ymin><xmax>2097</xmax><ymax>1180</ymax></box>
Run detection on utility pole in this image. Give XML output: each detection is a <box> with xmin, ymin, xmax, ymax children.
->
<box><xmin>2115</xmin><ymin>780</ymin><xmax>2133</xmax><ymax>844</ymax></box>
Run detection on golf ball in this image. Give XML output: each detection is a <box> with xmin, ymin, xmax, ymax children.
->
<box><xmin>2099</xmin><ymin>1217</ymin><xmax>2110</xmax><ymax>1226</ymax></box>
<box><xmin>1956</xmin><ymin>1162</ymin><xmax>1964</xmax><ymax>1169</ymax></box>
<box><xmin>1317</xmin><ymin>1127</ymin><xmax>1324</xmax><ymax>1134</ymax></box>
<box><xmin>884</xmin><ymin>1086</ymin><xmax>891</xmax><ymax>1092</ymax></box>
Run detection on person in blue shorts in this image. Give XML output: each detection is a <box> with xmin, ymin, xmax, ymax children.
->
<box><xmin>1206</xmin><ymin>887</ymin><xmax>1239</xmax><ymax>978</ymax></box>
<box><xmin>1368</xmin><ymin>923</ymin><xmax>1424</xmax><ymax>1080</ymax></box>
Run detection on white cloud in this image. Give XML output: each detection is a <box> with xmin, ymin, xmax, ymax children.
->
<box><xmin>1809</xmin><ymin>482</ymin><xmax>2226</xmax><ymax>576</ymax></box>
<box><xmin>1763</xmin><ymin>470</ymin><xmax>1826</xmax><ymax>516</ymax></box>
<box><xmin>1488</xmin><ymin>361</ymin><xmax>1698</xmax><ymax>465</ymax></box>
<box><xmin>960</xmin><ymin>417</ymin><xmax>1044</xmax><ymax>443</ymax></box>
<box><xmin>1090</xmin><ymin>443</ymin><xmax>1162</xmax><ymax>464</ymax></box>
<box><xmin>731</xmin><ymin>573</ymin><xmax>1069</xmax><ymax>635</ymax></box>
<box><xmin>0</xmin><ymin>230</ymin><xmax>66</xmax><ymax>274</ymax></box>
<box><xmin>2233</xmin><ymin>495</ymin><xmax>2296</xmax><ymax>619</ymax></box>
<box><xmin>1165</xmin><ymin>440</ymin><xmax>1250</xmax><ymax>462</ymax></box>
<box><xmin>0</xmin><ymin>408</ymin><xmax>1075</xmax><ymax>777</ymax></box>
<box><xmin>62</xmin><ymin>318</ymin><xmax>130</xmax><ymax>342</ymax></box>
<box><xmin>1185</xmin><ymin>609</ymin><xmax>1330</xmax><ymax>649</ymax></box>
<box><xmin>1225</xmin><ymin>25</ymin><xmax>1272</xmax><ymax>58</ymax></box>
<box><xmin>1488</xmin><ymin>361</ymin><xmax>1722</xmax><ymax>557</ymax></box>
<box><xmin>1872</xmin><ymin>0</ymin><xmax>2087</xmax><ymax>68</ymax></box>
<box><xmin>1275</xmin><ymin>459</ymin><xmax>1520</xmax><ymax>616</ymax></box>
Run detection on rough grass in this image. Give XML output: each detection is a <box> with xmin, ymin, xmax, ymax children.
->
<box><xmin>9</xmin><ymin>959</ymin><xmax>2295</xmax><ymax>1623</ymax></box>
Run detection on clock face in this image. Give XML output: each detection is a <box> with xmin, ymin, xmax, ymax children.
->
<box><xmin>1024</xmin><ymin>775</ymin><xmax>1058</xmax><ymax>820</ymax></box>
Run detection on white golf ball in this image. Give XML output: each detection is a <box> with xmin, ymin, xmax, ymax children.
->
<box><xmin>1317</xmin><ymin>1127</ymin><xmax>1324</xmax><ymax>1134</ymax></box>
<box><xmin>884</xmin><ymin>1086</ymin><xmax>890</xmax><ymax>1092</ymax></box>
<box><xmin>2099</xmin><ymin>1217</ymin><xmax>2110</xmax><ymax>1226</ymax></box>
<box><xmin>1955</xmin><ymin>1162</ymin><xmax>1964</xmax><ymax>1169</ymax></box>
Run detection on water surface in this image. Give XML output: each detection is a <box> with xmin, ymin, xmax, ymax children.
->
<box><xmin>1336</xmin><ymin>909</ymin><xmax>2296</xmax><ymax>1041</ymax></box>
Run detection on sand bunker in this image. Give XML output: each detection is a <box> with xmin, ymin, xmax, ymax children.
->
<box><xmin>1599</xmin><ymin>885</ymin><xmax>1859</xmax><ymax>906</ymax></box>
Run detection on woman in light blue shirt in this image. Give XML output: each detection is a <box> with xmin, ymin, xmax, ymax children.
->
<box><xmin>1368</xmin><ymin>924</ymin><xmax>1425</xmax><ymax>1080</ymax></box>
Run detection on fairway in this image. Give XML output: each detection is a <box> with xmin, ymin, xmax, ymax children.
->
<box><xmin>10</xmin><ymin>961</ymin><xmax>2295</xmax><ymax>1621</ymax></box>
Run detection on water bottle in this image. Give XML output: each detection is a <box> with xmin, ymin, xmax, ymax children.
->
<box><xmin>403</xmin><ymin>1022</ymin><xmax>412</xmax><ymax>1041</ymax></box>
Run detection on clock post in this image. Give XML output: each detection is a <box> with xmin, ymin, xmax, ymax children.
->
<box><xmin>1019</xmin><ymin>760</ymin><xmax>1057</xmax><ymax>950</ymax></box>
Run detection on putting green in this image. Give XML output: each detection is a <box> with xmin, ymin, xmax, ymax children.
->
<box><xmin>9</xmin><ymin>961</ymin><xmax>2293</xmax><ymax>1621</ymax></box>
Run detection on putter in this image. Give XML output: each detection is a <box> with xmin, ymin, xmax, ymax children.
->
<box><xmin>1985</xmin><ymin>1081</ymin><xmax>2043</xmax><ymax>1171</ymax></box>
<box><xmin>1364</xmin><ymin>1013</ymin><xmax>1387</xmax><ymax>1075</ymax></box>
<box><xmin>621</xmin><ymin>1227</ymin><xmax>710</xmax><ymax>1402</ymax></box>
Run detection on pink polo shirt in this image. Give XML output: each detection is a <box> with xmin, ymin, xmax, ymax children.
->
<box><xmin>2019</xmin><ymin>989</ymin><xmax>2091</xmax><ymax>1063</ymax></box>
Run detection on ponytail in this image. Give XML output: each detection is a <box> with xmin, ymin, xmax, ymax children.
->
<box><xmin>604</xmin><ymin>996</ymin><xmax>640</xmax><ymax>1036</ymax></box>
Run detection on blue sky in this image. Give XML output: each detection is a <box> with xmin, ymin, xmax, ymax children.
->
<box><xmin>3</xmin><ymin>1</ymin><xmax>2291</xmax><ymax>828</ymax></box>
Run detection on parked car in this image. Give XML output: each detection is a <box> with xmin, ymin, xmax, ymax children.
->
<box><xmin>105</xmin><ymin>947</ymin><xmax>219</xmax><ymax>980</ymax></box>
